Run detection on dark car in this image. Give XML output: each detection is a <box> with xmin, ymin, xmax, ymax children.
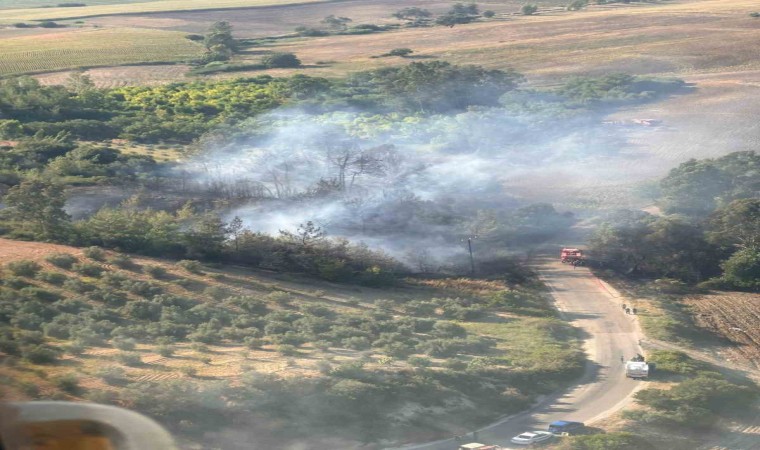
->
<box><xmin>548</xmin><ymin>421</ymin><xmax>585</xmax><ymax>434</ymax></box>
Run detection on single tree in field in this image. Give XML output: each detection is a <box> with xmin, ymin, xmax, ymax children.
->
<box><xmin>228</xmin><ymin>216</ymin><xmax>245</xmax><ymax>251</ymax></box>
<box><xmin>203</xmin><ymin>21</ymin><xmax>238</xmax><ymax>62</ymax></box>
<box><xmin>3</xmin><ymin>177</ymin><xmax>70</xmax><ymax>240</ymax></box>
<box><xmin>280</xmin><ymin>221</ymin><xmax>326</xmax><ymax>248</ymax></box>
<box><xmin>521</xmin><ymin>4</ymin><xmax>538</xmax><ymax>15</ymax></box>
<box><xmin>392</xmin><ymin>7</ymin><xmax>432</xmax><ymax>21</ymax></box>
<box><xmin>436</xmin><ymin>3</ymin><xmax>480</xmax><ymax>27</ymax></box>
<box><xmin>321</xmin><ymin>15</ymin><xmax>352</xmax><ymax>30</ymax></box>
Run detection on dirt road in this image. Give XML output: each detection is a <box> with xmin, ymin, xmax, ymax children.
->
<box><xmin>396</xmin><ymin>259</ymin><xmax>644</xmax><ymax>450</ymax></box>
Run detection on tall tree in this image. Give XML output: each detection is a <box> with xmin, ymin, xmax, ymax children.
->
<box><xmin>203</xmin><ymin>21</ymin><xmax>238</xmax><ymax>62</ymax></box>
<box><xmin>3</xmin><ymin>177</ymin><xmax>70</xmax><ymax>240</ymax></box>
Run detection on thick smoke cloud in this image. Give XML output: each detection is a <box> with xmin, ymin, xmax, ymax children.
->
<box><xmin>179</xmin><ymin>103</ymin><xmax>630</xmax><ymax>264</ymax></box>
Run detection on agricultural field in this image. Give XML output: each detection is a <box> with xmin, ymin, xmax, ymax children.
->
<box><xmin>684</xmin><ymin>293</ymin><xmax>760</xmax><ymax>369</ymax></box>
<box><xmin>0</xmin><ymin>0</ymin><xmax>330</xmax><ymax>23</ymax></box>
<box><xmin>0</xmin><ymin>0</ymin><xmax>159</xmax><ymax>9</ymax></box>
<box><xmin>0</xmin><ymin>27</ymin><xmax>202</xmax><ymax>76</ymax></box>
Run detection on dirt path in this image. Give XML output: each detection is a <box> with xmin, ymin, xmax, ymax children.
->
<box><xmin>393</xmin><ymin>258</ymin><xmax>645</xmax><ymax>449</ymax></box>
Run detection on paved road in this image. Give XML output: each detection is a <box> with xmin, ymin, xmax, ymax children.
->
<box><xmin>395</xmin><ymin>258</ymin><xmax>644</xmax><ymax>450</ymax></box>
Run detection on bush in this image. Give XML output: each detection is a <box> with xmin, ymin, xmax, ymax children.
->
<box><xmin>116</xmin><ymin>352</ymin><xmax>142</xmax><ymax>366</ymax></box>
<box><xmin>277</xmin><ymin>344</ymin><xmax>299</xmax><ymax>356</ymax></box>
<box><xmin>6</xmin><ymin>260</ymin><xmax>42</xmax><ymax>277</ymax></box>
<box><xmin>408</xmin><ymin>356</ymin><xmax>432</xmax><ymax>367</ymax></box>
<box><xmin>46</xmin><ymin>253</ymin><xmax>78</xmax><ymax>269</ymax></box>
<box><xmin>65</xmin><ymin>342</ymin><xmax>86</xmax><ymax>356</ymax></box>
<box><xmin>112</xmin><ymin>337</ymin><xmax>137</xmax><ymax>351</ymax></box>
<box><xmin>3</xmin><ymin>276</ymin><xmax>31</xmax><ymax>289</ymax></box>
<box><xmin>36</xmin><ymin>270</ymin><xmax>68</xmax><ymax>286</ymax></box>
<box><xmin>158</xmin><ymin>345</ymin><xmax>174</xmax><ymax>357</ymax></box>
<box><xmin>483</xmin><ymin>10</ymin><xmax>495</xmax><ymax>18</ymax></box>
<box><xmin>294</xmin><ymin>26</ymin><xmax>329</xmax><ymax>37</ymax></box>
<box><xmin>53</xmin><ymin>373</ymin><xmax>81</xmax><ymax>394</ymax></box>
<box><xmin>177</xmin><ymin>260</ymin><xmax>203</xmax><ymax>274</ymax></box>
<box><xmin>521</xmin><ymin>4</ymin><xmax>538</xmax><ymax>14</ymax></box>
<box><xmin>262</xmin><ymin>53</ymin><xmax>302</xmax><ymax>69</ymax></box>
<box><xmin>22</xmin><ymin>345</ymin><xmax>59</xmax><ymax>364</ymax></box>
<box><xmin>244</xmin><ymin>337</ymin><xmax>265</xmax><ymax>349</ymax></box>
<box><xmin>96</xmin><ymin>366</ymin><xmax>128</xmax><ymax>386</ymax></box>
<box><xmin>63</xmin><ymin>278</ymin><xmax>96</xmax><ymax>293</ymax></box>
<box><xmin>266</xmin><ymin>291</ymin><xmax>292</xmax><ymax>306</ymax></box>
<box><xmin>72</xmin><ymin>262</ymin><xmax>105</xmax><ymax>277</ymax></box>
<box><xmin>83</xmin><ymin>246</ymin><xmax>107</xmax><ymax>261</ymax></box>
<box><xmin>750</xmin><ymin>12</ymin><xmax>760</xmax><ymax>17</ymax></box>
<box><xmin>387</xmin><ymin>48</ymin><xmax>413</xmax><ymax>57</ymax></box>
<box><xmin>20</xmin><ymin>287</ymin><xmax>61</xmax><ymax>302</ymax></box>
<box><xmin>567</xmin><ymin>0</ymin><xmax>588</xmax><ymax>10</ymax></box>
<box><xmin>144</xmin><ymin>265</ymin><xmax>168</xmax><ymax>279</ymax></box>
<box><xmin>109</xmin><ymin>254</ymin><xmax>136</xmax><ymax>269</ymax></box>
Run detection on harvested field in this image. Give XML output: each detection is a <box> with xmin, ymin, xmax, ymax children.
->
<box><xmin>0</xmin><ymin>0</ymin><xmax>330</xmax><ymax>23</ymax></box>
<box><xmin>684</xmin><ymin>292</ymin><xmax>760</xmax><ymax>369</ymax></box>
<box><xmin>0</xmin><ymin>27</ymin><xmax>202</xmax><ymax>76</ymax></box>
<box><xmin>84</xmin><ymin>0</ymin><xmax>570</xmax><ymax>38</ymax></box>
<box><xmin>34</xmin><ymin>64</ymin><xmax>192</xmax><ymax>88</ymax></box>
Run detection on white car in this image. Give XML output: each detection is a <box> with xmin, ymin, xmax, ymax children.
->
<box><xmin>509</xmin><ymin>431</ymin><xmax>554</xmax><ymax>445</ymax></box>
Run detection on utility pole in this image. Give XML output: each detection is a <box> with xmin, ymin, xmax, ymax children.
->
<box><xmin>462</xmin><ymin>235</ymin><xmax>478</xmax><ymax>275</ymax></box>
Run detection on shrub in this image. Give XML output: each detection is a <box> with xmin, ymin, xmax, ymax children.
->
<box><xmin>177</xmin><ymin>260</ymin><xmax>203</xmax><ymax>274</ymax></box>
<box><xmin>144</xmin><ymin>265</ymin><xmax>168</xmax><ymax>279</ymax></box>
<box><xmin>116</xmin><ymin>352</ymin><xmax>142</xmax><ymax>366</ymax></box>
<box><xmin>63</xmin><ymin>278</ymin><xmax>95</xmax><ymax>293</ymax></box>
<box><xmin>483</xmin><ymin>10</ymin><xmax>495</xmax><ymax>18</ymax></box>
<box><xmin>408</xmin><ymin>356</ymin><xmax>432</xmax><ymax>367</ymax></box>
<box><xmin>158</xmin><ymin>345</ymin><xmax>174</xmax><ymax>357</ymax></box>
<box><xmin>109</xmin><ymin>254</ymin><xmax>136</xmax><ymax>269</ymax></box>
<box><xmin>22</xmin><ymin>345</ymin><xmax>59</xmax><ymax>364</ymax></box>
<box><xmin>72</xmin><ymin>262</ymin><xmax>105</xmax><ymax>278</ymax></box>
<box><xmin>20</xmin><ymin>287</ymin><xmax>61</xmax><ymax>302</ymax></box>
<box><xmin>262</xmin><ymin>52</ymin><xmax>302</xmax><ymax>68</ymax></box>
<box><xmin>277</xmin><ymin>344</ymin><xmax>299</xmax><ymax>356</ymax></box>
<box><xmin>65</xmin><ymin>342</ymin><xmax>86</xmax><ymax>356</ymax></box>
<box><xmin>267</xmin><ymin>291</ymin><xmax>292</xmax><ymax>306</ymax></box>
<box><xmin>6</xmin><ymin>260</ymin><xmax>42</xmax><ymax>277</ymax></box>
<box><xmin>96</xmin><ymin>366</ymin><xmax>128</xmax><ymax>386</ymax></box>
<box><xmin>387</xmin><ymin>48</ymin><xmax>413</xmax><ymax>57</ymax></box>
<box><xmin>316</xmin><ymin>360</ymin><xmax>332</xmax><ymax>374</ymax></box>
<box><xmin>112</xmin><ymin>337</ymin><xmax>137</xmax><ymax>351</ymax></box>
<box><xmin>3</xmin><ymin>276</ymin><xmax>30</xmax><ymax>289</ymax></box>
<box><xmin>36</xmin><ymin>270</ymin><xmax>68</xmax><ymax>285</ymax></box>
<box><xmin>750</xmin><ymin>12</ymin><xmax>759</xmax><ymax>17</ymax></box>
<box><xmin>244</xmin><ymin>337</ymin><xmax>265</xmax><ymax>349</ymax></box>
<box><xmin>45</xmin><ymin>253</ymin><xmax>78</xmax><ymax>269</ymax></box>
<box><xmin>566</xmin><ymin>0</ymin><xmax>588</xmax><ymax>10</ymax></box>
<box><xmin>53</xmin><ymin>373</ymin><xmax>81</xmax><ymax>394</ymax></box>
<box><xmin>83</xmin><ymin>246</ymin><xmax>106</xmax><ymax>261</ymax></box>
<box><xmin>203</xmin><ymin>286</ymin><xmax>229</xmax><ymax>300</ymax></box>
<box><xmin>521</xmin><ymin>4</ymin><xmax>538</xmax><ymax>15</ymax></box>
<box><xmin>180</xmin><ymin>366</ymin><xmax>197</xmax><ymax>377</ymax></box>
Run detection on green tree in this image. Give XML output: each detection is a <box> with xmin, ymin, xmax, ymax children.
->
<box><xmin>203</xmin><ymin>21</ymin><xmax>237</xmax><ymax>62</ymax></box>
<box><xmin>521</xmin><ymin>4</ymin><xmax>539</xmax><ymax>15</ymax></box>
<box><xmin>3</xmin><ymin>177</ymin><xmax>70</xmax><ymax>240</ymax></box>
<box><xmin>321</xmin><ymin>15</ymin><xmax>352</xmax><ymax>30</ymax></box>
<box><xmin>184</xmin><ymin>214</ymin><xmax>229</xmax><ymax>260</ymax></box>
<box><xmin>720</xmin><ymin>248</ymin><xmax>760</xmax><ymax>291</ymax></box>
<box><xmin>707</xmin><ymin>198</ymin><xmax>760</xmax><ymax>251</ymax></box>
<box><xmin>262</xmin><ymin>52</ymin><xmax>302</xmax><ymax>68</ymax></box>
<box><xmin>392</xmin><ymin>7</ymin><xmax>432</xmax><ymax>21</ymax></box>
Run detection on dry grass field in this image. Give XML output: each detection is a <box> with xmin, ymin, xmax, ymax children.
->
<box><xmin>0</xmin><ymin>0</ymin><xmax>331</xmax><ymax>23</ymax></box>
<box><xmin>0</xmin><ymin>27</ymin><xmax>202</xmax><ymax>76</ymax></box>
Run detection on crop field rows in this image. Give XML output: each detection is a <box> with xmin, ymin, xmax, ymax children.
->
<box><xmin>685</xmin><ymin>293</ymin><xmax>760</xmax><ymax>369</ymax></box>
<box><xmin>0</xmin><ymin>28</ymin><xmax>202</xmax><ymax>76</ymax></box>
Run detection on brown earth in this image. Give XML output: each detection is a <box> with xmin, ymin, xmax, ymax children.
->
<box><xmin>683</xmin><ymin>292</ymin><xmax>760</xmax><ymax>370</ymax></box>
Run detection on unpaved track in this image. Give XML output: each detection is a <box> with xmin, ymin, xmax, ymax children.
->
<box><xmin>396</xmin><ymin>258</ymin><xmax>644</xmax><ymax>450</ymax></box>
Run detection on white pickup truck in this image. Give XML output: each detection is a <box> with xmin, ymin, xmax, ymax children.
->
<box><xmin>625</xmin><ymin>361</ymin><xmax>649</xmax><ymax>379</ymax></box>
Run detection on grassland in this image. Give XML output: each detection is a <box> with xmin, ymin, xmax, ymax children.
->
<box><xmin>0</xmin><ymin>27</ymin><xmax>202</xmax><ymax>76</ymax></box>
<box><xmin>0</xmin><ymin>0</ymin><xmax>330</xmax><ymax>23</ymax></box>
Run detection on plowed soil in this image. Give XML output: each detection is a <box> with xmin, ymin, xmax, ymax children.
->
<box><xmin>685</xmin><ymin>292</ymin><xmax>760</xmax><ymax>369</ymax></box>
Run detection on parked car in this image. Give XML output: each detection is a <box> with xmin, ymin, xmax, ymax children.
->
<box><xmin>510</xmin><ymin>431</ymin><xmax>554</xmax><ymax>445</ymax></box>
<box><xmin>548</xmin><ymin>420</ymin><xmax>585</xmax><ymax>434</ymax></box>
